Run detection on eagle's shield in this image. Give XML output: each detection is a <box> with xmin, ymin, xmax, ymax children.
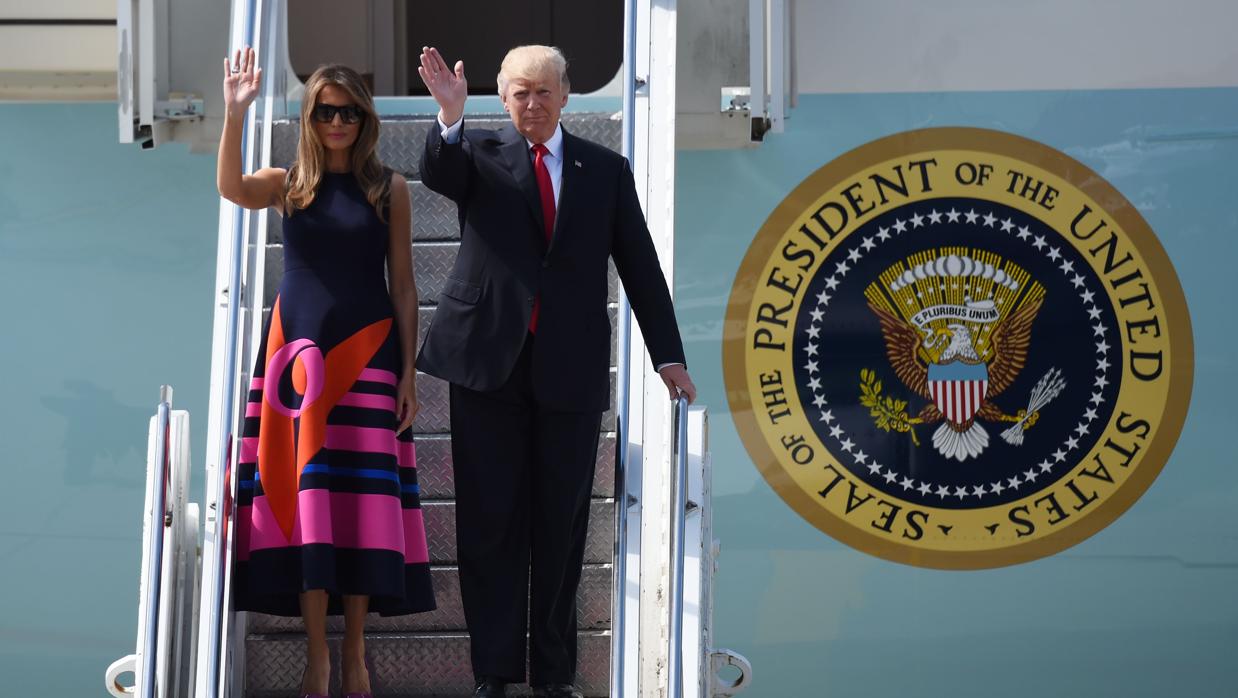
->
<box><xmin>927</xmin><ymin>361</ymin><xmax>989</xmax><ymax>425</ymax></box>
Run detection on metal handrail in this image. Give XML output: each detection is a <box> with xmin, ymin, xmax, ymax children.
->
<box><xmin>667</xmin><ymin>396</ymin><xmax>690</xmax><ymax>698</ymax></box>
<box><xmin>140</xmin><ymin>385</ymin><xmax>174</xmax><ymax>698</ymax></box>
<box><xmin>610</xmin><ymin>0</ymin><xmax>640</xmax><ymax>695</ymax></box>
<box><xmin>203</xmin><ymin>2</ymin><xmax>266</xmax><ymax>696</ymax></box>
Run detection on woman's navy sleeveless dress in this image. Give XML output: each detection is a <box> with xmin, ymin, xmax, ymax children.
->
<box><xmin>234</xmin><ymin>170</ymin><xmax>435</xmax><ymax>616</ymax></box>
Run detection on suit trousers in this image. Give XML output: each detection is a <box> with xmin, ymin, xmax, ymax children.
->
<box><xmin>449</xmin><ymin>334</ymin><xmax>603</xmax><ymax>685</ymax></box>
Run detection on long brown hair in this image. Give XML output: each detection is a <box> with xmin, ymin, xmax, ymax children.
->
<box><xmin>286</xmin><ymin>64</ymin><xmax>390</xmax><ymax>220</ymax></box>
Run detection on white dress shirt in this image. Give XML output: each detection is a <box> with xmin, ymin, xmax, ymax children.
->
<box><xmin>439</xmin><ymin>116</ymin><xmax>562</xmax><ymax>204</ymax></box>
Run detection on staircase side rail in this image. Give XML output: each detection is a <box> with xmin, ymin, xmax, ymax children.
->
<box><xmin>687</xmin><ymin>406</ymin><xmax>752</xmax><ymax>697</ymax></box>
<box><xmin>142</xmin><ymin>386</ymin><xmax>174</xmax><ymax>698</ymax></box>
<box><xmin>683</xmin><ymin>406</ymin><xmax>707</xmax><ymax>698</ymax></box>
<box><xmin>103</xmin><ymin>387</ymin><xmax>175</xmax><ymax>698</ymax></box>
<box><xmin>668</xmin><ymin>396</ymin><xmax>691</xmax><ymax>697</ymax></box>
<box><xmin>610</xmin><ymin>0</ymin><xmax>641</xmax><ymax>694</ymax></box>
<box><xmin>198</xmin><ymin>1</ymin><xmax>283</xmax><ymax>696</ymax></box>
<box><xmin>166</xmin><ymin>409</ymin><xmax>200</xmax><ymax>698</ymax></box>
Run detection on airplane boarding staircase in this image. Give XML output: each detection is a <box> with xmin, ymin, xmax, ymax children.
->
<box><xmin>106</xmin><ymin>0</ymin><xmax>752</xmax><ymax>695</ymax></box>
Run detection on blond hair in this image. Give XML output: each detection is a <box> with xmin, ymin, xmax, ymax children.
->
<box><xmin>497</xmin><ymin>45</ymin><xmax>570</xmax><ymax>96</ymax></box>
<box><xmin>286</xmin><ymin>64</ymin><xmax>390</xmax><ymax>220</ymax></box>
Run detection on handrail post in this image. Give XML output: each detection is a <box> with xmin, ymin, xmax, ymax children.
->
<box><xmin>203</xmin><ymin>3</ymin><xmax>265</xmax><ymax>697</ymax></box>
<box><xmin>667</xmin><ymin>396</ymin><xmax>690</xmax><ymax>698</ymax></box>
<box><xmin>141</xmin><ymin>386</ymin><xmax>174</xmax><ymax>698</ymax></box>
<box><xmin>610</xmin><ymin>0</ymin><xmax>640</xmax><ymax>696</ymax></box>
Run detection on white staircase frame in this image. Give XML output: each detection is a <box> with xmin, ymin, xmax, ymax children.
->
<box><xmin>105</xmin><ymin>391</ymin><xmax>200</xmax><ymax>698</ymax></box>
<box><xmin>186</xmin><ymin>0</ymin><xmax>751</xmax><ymax>695</ymax></box>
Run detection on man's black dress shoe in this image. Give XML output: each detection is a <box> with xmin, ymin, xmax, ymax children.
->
<box><xmin>532</xmin><ymin>685</ymin><xmax>584</xmax><ymax>698</ymax></box>
<box><xmin>472</xmin><ymin>677</ymin><xmax>509</xmax><ymax>697</ymax></box>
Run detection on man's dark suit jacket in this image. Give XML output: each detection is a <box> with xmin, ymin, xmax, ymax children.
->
<box><xmin>415</xmin><ymin>121</ymin><xmax>685</xmax><ymax>413</ymax></box>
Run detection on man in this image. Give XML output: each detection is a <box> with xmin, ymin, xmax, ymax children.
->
<box><xmin>415</xmin><ymin>45</ymin><xmax>696</xmax><ymax>698</ymax></box>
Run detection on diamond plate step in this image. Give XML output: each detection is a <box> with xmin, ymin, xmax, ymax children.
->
<box><xmin>419</xmin><ymin>500</ymin><xmax>614</xmax><ymax>565</ymax></box>
<box><xmin>247</xmin><ymin>112</ymin><xmax>625</xmax><ymax>698</ymax></box>
<box><xmin>242</xmin><ymin>321</ymin><xmax>617</xmax><ymax>434</ymax></box>
<box><xmin>271</xmin><ymin>114</ymin><xmax>622</xmax><ymax>175</ymax></box>
<box><xmin>409</xmin><ymin>181</ymin><xmax>461</xmax><ymax>241</ymax></box>
<box><xmin>408</xmin><ymin>243</ymin><xmax>620</xmax><ymax>307</ymax></box>
<box><xmin>233</xmin><ymin>359</ymin><xmax>617</xmax><ymax>436</ymax></box>
<box><xmin>411</xmin><ymin>242</ymin><xmax>458</xmax><ymax>305</ymax></box>
<box><xmin>262</xmin><ymin>242</ymin><xmax>463</xmax><ymax>309</ymax></box>
<box><xmin>262</xmin><ymin>243</ymin><xmax>617</xmax><ymax>317</ymax></box>
<box><xmin>246</xmin><ymin>563</ymin><xmax>612</xmax><ymax>635</ymax></box>
<box><xmin>410</xmin><ymin>372</ymin><xmax>617</xmax><ymax>435</ymax></box>
<box><xmin>412</xmin><ymin>433</ymin><xmax>616</xmax><ymax>499</ymax></box>
<box><xmin>272</xmin><ymin>117</ymin><xmax>508</xmax><ymax>175</ymax></box>
<box><xmin>417</xmin><ymin>305</ymin><xmax>620</xmax><ymax>364</ymax></box>
<box><xmin>410</xmin><ymin>245</ymin><xmax>618</xmax><ymax>307</ymax></box>
<box><xmin>244</xmin><ymin>630</ymin><xmax>610</xmax><ymax>697</ymax></box>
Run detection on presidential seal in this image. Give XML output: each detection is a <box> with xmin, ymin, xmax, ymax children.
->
<box><xmin>723</xmin><ymin>127</ymin><xmax>1192</xmax><ymax>569</ymax></box>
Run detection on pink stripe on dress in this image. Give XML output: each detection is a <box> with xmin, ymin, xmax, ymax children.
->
<box><xmin>397</xmin><ymin>439</ymin><xmax>417</xmax><ymax>469</ymax></box>
<box><xmin>402</xmin><ymin>509</ymin><xmax>429</xmax><ymax>563</ymax></box>
<box><xmin>249</xmin><ymin>376</ymin><xmax>265</xmax><ymax>390</ymax></box>
<box><xmin>240</xmin><ymin>436</ymin><xmax>259</xmax><ymax>463</ymax></box>
<box><xmin>239</xmin><ymin>491</ymin><xmax>406</xmax><ymax>555</ymax></box>
<box><xmin>325</xmin><ymin>425</ymin><xmax>398</xmax><ymax>455</ymax></box>
<box><xmin>336</xmin><ymin>392</ymin><xmax>397</xmax><ymax>412</ymax></box>
<box><xmin>357</xmin><ymin>368</ymin><xmax>397</xmax><ymax>385</ymax></box>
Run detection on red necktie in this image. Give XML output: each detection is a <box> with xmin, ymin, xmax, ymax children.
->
<box><xmin>529</xmin><ymin>143</ymin><xmax>556</xmax><ymax>332</ymax></box>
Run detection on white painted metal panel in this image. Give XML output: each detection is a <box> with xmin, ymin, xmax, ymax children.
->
<box><xmin>0</xmin><ymin>26</ymin><xmax>114</xmax><ymax>71</ymax></box>
<box><xmin>3</xmin><ymin>0</ymin><xmax>114</xmax><ymax>19</ymax></box>
<box><xmin>797</xmin><ymin>0</ymin><xmax>1238</xmax><ymax>93</ymax></box>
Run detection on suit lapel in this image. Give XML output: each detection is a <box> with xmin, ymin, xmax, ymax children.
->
<box><xmin>498</xmin><ymin>124</ymin><xmax>547</xmax><ymax>242</ymax></box>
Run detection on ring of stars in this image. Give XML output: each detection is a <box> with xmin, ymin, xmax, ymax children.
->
<box><xmin>799</xmin><ymin>205</ymin><xmax>1115</xmax><ymax>503</ymax></box>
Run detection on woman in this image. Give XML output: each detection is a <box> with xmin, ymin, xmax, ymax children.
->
<box><xmin>218</xmin><ymin>47</ymin><xmax>435</xmax><ymax>698</ymax></box>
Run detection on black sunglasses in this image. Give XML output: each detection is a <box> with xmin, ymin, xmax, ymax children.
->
<box><xmin>312</xmin><ymin>103</ymin><xmax>365</xmax><ymax>124</ymax></box>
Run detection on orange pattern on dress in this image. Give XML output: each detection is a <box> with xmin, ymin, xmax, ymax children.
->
<box><xmin>257</xmin><ymin>297</ymin><xmax>394</xmax><ymax>540</ymax></box>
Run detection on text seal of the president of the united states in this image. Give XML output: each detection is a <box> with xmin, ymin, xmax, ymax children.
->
<box><xmin>724</xmin><ymin>127</ymin><xmax>1193</xmax><ymax>569</ymax></box>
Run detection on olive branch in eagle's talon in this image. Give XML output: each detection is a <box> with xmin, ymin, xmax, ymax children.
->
<box><xmin>859</xmin><ymin>368</ymin><xmax>923</xmax><ymax>446</ymax></box>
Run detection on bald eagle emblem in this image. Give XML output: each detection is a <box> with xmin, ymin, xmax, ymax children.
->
<box><xmin>861</xmin><ymin>249</ymin><xmax>1066</xmax><ymax>461</ymax></box>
